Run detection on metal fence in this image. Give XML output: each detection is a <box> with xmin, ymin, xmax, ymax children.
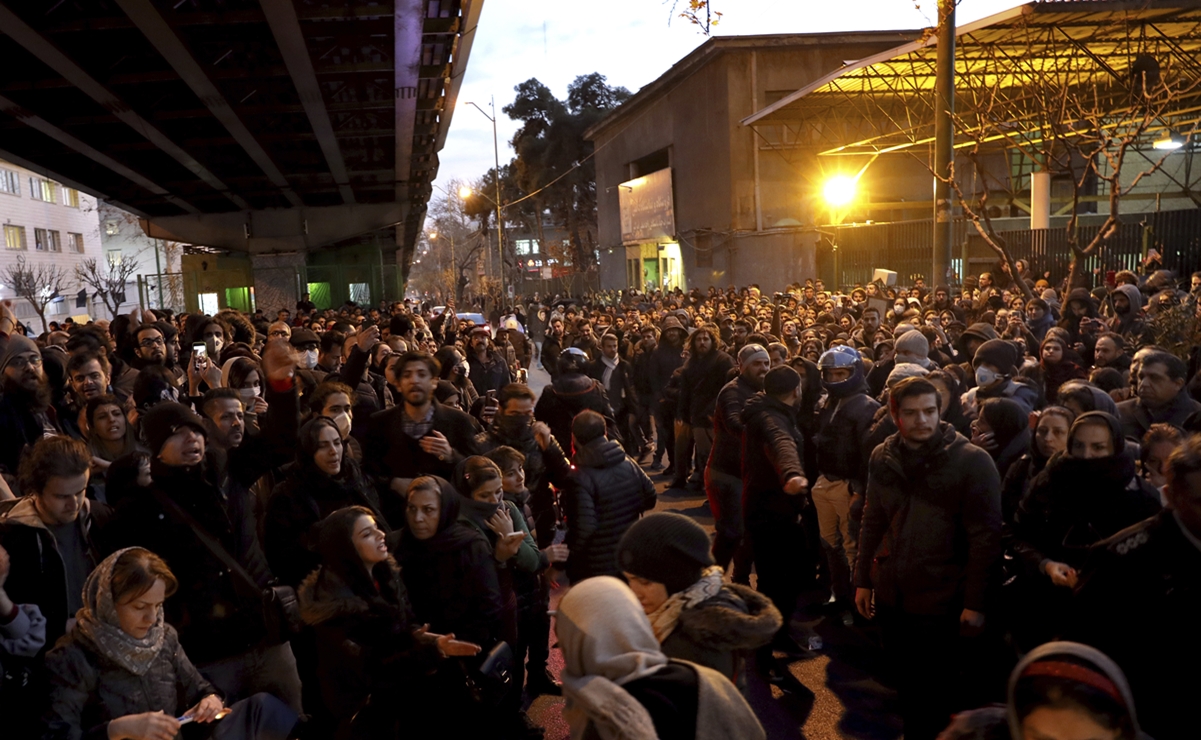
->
<box><xmin>823</xmin><ymin>207</ymin><xmax>1201</xmax><ymax>289</ymax></box>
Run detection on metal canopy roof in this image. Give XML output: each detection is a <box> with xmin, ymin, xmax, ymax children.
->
<box><xmin>0</xmin><ymin>0</ymin><xmax>481</xmax><ymax>259</ymax></box>
<box><xmin>741</xmin><ymin>0</ymin><xmax>1201</xmax><ymax>157</ymax></box>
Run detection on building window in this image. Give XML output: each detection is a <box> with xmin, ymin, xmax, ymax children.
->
<box><xmin>4</xmin><ymin>224</ymin><xmax>26</xmax><ymax>250</ymax></box>
<box><xmin>47</xmin><ymin>230</ymin><xmax>61</xmax><ymax>252</ymax></box>
<box><xmin>107</xmin><ymin>249</ymin><xmax>123</xmax><ymax>265</ymax></box>
<box><xmin>104</xmin><ymin>220</ymin><xmax>120</xmax><ymax>236</ymax></box>
<box><xmin>0</xmin><ymin>169</ymin><xmax>19</xmax><ymax>196</ymax></box>
<box><xmin>515</xmin><ymin>239</ymin><xmax>538</xmax><ymax>255</ymax></box>
<box><xmin>69</xmin><ymin>232</ymin><xmax>84</xmax><ymax>253</ymax></box>
<box><xmin>34</xmin><ymin>228</ymin><xmax>48</xmax><ymax>251</ymax></box>
<box><xmin>63</xmin><ymin>188</ymin><xmax>80</xmax><ymax>208</ymax></box>
<box><xmin>30</xmin><ymin>177</ymin><xmax>57</xmax><ymax>203</ymax></box>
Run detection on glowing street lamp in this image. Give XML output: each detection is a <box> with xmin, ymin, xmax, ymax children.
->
<box><xmin>458</xmin><ymin>185</ymin><xmax>473</xmax><ymax>199</ymax></box>
<box><xmin>823</xmin><ymin>175</ymin><xmax>857</xmax><ymax>208</ymax></box>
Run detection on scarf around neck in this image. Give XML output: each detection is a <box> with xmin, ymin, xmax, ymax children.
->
<box><xmin>647</xmin><ymin>566</ymin><xmax>724</xmax><ymax>643</ymax></box>
<box><xmin>75</xmin><ymin>547</ymin><xmax>167</xmax><ymax>676</ymax></box>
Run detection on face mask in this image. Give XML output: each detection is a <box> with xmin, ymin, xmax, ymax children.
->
<box><xmin>496</xmin><ymin>414</ymin><xmax>532</xmax><ymax>437</ymax></box>
<box><xmin>237</xmin><ymin>387</ymin><xmax>259</xmax><ymax>402</ymax></box>
<box><xmin>976</xmin><ymin>366</ymin><xmax>1003</xmax><ymax>388</ymax></box>
<box><xmin>302</xmin><ymin>349</ymin><xmax>319</xmax><ymax>370</ymax></box>
<box><xmin>894</xmin><ymin>306</ymin><xmax>905</xmax><ymax>315</ymax></box>
<box><xmin>332</xmin><ymin>411</ymin><xmax>352</xmax><ymax>439</ymax></box>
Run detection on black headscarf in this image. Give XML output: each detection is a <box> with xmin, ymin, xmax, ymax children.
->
<box><xmin>393</xmin><ymin>476</ymin><xmax>483</xmax><ymax>554</ymax></box>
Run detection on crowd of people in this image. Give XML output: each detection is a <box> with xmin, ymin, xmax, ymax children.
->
<box><xmin>0</xmin><ymin>261</ymin><xmax>1198</xmax><ymax>740</ymax></box>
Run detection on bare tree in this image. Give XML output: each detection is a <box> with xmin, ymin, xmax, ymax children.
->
<box><xmin>1</xmin><ymin>256</ymin><xmax>71</xmax><ymax>333</ymax></box>
<box><xmin>75</xmin><ymin>255</ymin><xmax>141</xmax><ymax>319</ymax></box>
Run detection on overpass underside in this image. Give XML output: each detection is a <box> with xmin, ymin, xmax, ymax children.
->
<box><xmin>0</xmin><ymin>0</ymin><xmax>481</xmax><ymax>288</ymax></box>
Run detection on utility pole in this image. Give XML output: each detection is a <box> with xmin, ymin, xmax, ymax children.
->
<box><xmin>466</xmin><ymin>99</ymin><xmax>506</xmax><ymax>303</ymax></box>
<box><xmin>933</xmin><ymin>0</ymin><xmax>956</xmax><ymax>288</ymax></box>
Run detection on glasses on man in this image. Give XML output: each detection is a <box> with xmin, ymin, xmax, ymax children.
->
<box><xmin>139</xmin><ymin>337</ymin><xmax>166</xmax><ymax>348</ymax></box>
<box><xmin>9</xmin><ymin>355</ymin><xmax>42</xmax><ymax>369</ymax></box>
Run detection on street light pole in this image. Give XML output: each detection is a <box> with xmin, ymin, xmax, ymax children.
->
<box><xmin>933</xmin><ymin>0</ymin><xmax>956</xmax><ymax>289</ymax></box>
<box><xmin>467</xmin><ymin>98</ymin><xmax>506</xmax><ymax>303</ymax></box>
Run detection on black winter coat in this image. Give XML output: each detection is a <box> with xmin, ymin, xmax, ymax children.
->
<box><xmin>363</xmin><ymin>400</ymin><xmax>480</xmax><ymax>485</ymax></box>
<box><xmin>110</xmin><ymin>454</ymin><xmax>274</xmax><ymax>664</ymax></box>
<box><xmin>563</xmin><ymin>437</ymin><xmax>656</xmax><ymax>582</ymax></box>
<box><xmin>677</xmin><ymin>350</ymin><xmax>736</xmax><ymax>428</ymax></box>
<box><xmin>814</xmin><ymin>388</ymin><xmax>880</xmax><ymax>493</ymax></box>
<box><xmin>741</xmin><ymin>394</ymin><xmax>806</xmax><ymax>523</ymax></box>
<box><xmin>646</xmin><ymin>343</ymin><xmax>684</xmax><ymax>398</ymax></box>
<box><xmin>856</xmin><ymin>424</ymin><xmax>1002</xmax><ymax>615</ymax></box>
<box><xmin>534</xmin><ymin>374</ymin><xmax>616</xmax><ymax>453</ymax></box>
<box><xmin>1116</xmin><ymin>390</ymin><xmax>1201</xmax><ymax>442</ymax></box>
<box><xmin>1012</xmin><ymin>452</ymin><xmax>1161</xmax><ymax>575</ymax></box>
<box><xmin>708</xmin><ymin>375</ymin><xmax>759</xmax><ymax>477</ymax></box>
<box><xmin>297</xmin><ymin>563</ymin><xmax>442</xmax><ymax>724</ymax></box>
<box><xmin>264</xmin><ymin>460</ymin><xmax>387</xmax><ymax>588</ymax></box>
<box><xmin>44</xmin><ymin>624</ymin><xmax>215</xmax><ymax>740</ymax></box>
<box><xmin>587</xmin><ymin>356</ymin><xmax>638</xmax><ymax>412</ymax></box>
<box><xmin>466</xmin><ymin>350</ymin><xmax>512</xmax><ymax>396</ymax></box>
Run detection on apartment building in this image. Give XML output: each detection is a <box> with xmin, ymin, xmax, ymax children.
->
<box><xmin>0</xmin><ymin>158</ymin><xmax>102</xmax><ymax>329</ymax></box>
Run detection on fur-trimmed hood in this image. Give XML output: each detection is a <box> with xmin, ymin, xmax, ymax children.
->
<box><xmin>297</xmin><ymin>560</ymin><xmax>400</xmax><ymax>627</ymax></box>
<box><xmin>675</xmin><ymin>583</ymin><xmax>782</xmax><ymax>652</ymax></box>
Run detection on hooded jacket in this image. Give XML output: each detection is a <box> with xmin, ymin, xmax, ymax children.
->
<box><xmin>0</xmin><ymin>497</ymin><xmax>111</xmax><ymax>654</ymax></box>
<box><xmin>659</xmin><ymin>583</ymin><xmax>781</xmax><ymax>684</ymax></box>
<box><xmin>535</xmin><ymin>372</ymin><xmax>616</xmax><ymax>453</ymax></box>
<box><xmin>563</xmin><ymin>437</ymin><xmax>657</xmax><ymax>582</ymax></box>
<box><xmin>1012</xmin><ymin>413</ymin><xmax>1161</xmax><ymax>575</ymax></box>
<box><xmin>856</xmin><ymin>423</ymin><xmax>1002</xmax><ymax>615</ymax></box>
<box><xmin>1108</xmin><ymin>283</ymin><xmax>1147</xmax><ymax>338</ymax></box>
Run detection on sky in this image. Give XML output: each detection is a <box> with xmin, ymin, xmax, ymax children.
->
<box><xmin>431</xmin><ymin>0</ymin><xmax>1028</xmax><ymax>202</ymax></box>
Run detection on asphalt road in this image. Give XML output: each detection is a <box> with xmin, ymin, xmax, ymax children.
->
<box><xmin>523</xmin><ymin>351</ymin><xmax>902</xmax><ymax>740</ymax></box>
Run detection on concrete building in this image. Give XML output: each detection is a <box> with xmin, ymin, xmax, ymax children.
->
<box><xmin>585</xmin><ymin>32</ymin><xmax>920</xmax><ymax>293</ymax></box>
<box><xmin>0</xmin><ymin>158</ymin><xmax>103</xmax><ymax>329</ymax></box>
<box><xmin>98</xmin><ymin>202</ymin><xmax>184</xmax><ymax>315</ymax></box>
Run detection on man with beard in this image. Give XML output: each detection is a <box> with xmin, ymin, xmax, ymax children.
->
<box><xmin>673</xmin><ymin>327</ymin><xmax>735</xmax><ymax>491</ymax></box>
<box><xmin>466</xmin><ymin>325</ymin><xmax>512</xmax><ymax>395</ymax></box>
<box><xmin>58</xmin><ymin>352</ymin><xmax>115</xmax><ymax>439</ymax></box>
<box><xmin>852</xmin><ymin>307</ymin><xmax>883</xmax><ymax>350</ymax></box>
<box><xmin>729</xmin><ymin>319</ymin><xmax>752</xmax><ymax>354</ymax></box>
<box><xmin>134</xmin><ymin>321</ymin><xmax>184</xmax><ymax>385</ymax></box>
<box><xmin>1092</xmin><ymin>332</ymin><xmax>1132</xmax><ymax>376</ymax></box>
<box><xmin>0</xmin><ymin>336</ymin><xmax>59</xmax><ymax>477</ymax></box>
<box><xmin>541</xmin><ymin>317</ymin><xmax>565</xmax><ymax>378</ymax></box>
<box><xmin>707</xmin><ymin>344</ymin><xmax>770</xmax><ymax>582</ymax></box>
<box><xmin>475</xmin><ymin>383</ymin><xmax>573</xmax><ymax>548</ymax></box>
<box><xmin>364</xmin><ymin>350</ymin><xmax>479</xmax><ymax>492</ymax></box>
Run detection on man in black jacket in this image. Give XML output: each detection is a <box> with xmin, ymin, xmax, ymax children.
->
<box><xmin>1117</xmin><ymin>350</ymin><xmax>1200</xmax><ymax>440</ymax></box>
<box><xmin>466</xmin><ymin>325</ymin><xmax>512</xmax><ymax>395</ymax></box>
<box><xmin>363</xmin><ymin>351</ymin><xmax>479</xmax><ymax>499</ymax></box>
<box><xmin>674</xmin><ymin>327</ymin><xmax>735</xmax><ymax>490</ymax></box>
<box><xmin>628</xmin><ymin>325</ymin><xmax>660</xmax><ymax>462</ymax></box>
<box><xmin>113</xmin><ymin>401</ymin><xmax>303</xmax><ymax>712</ymax></box>
<box><xmin>855</xmin><ymin>376</ymin><xmax>1001</xmax><ymax>740</ymax></box>
<box><xmin>742</xmin><ymin>365</ymin><xmax>810</xmax><ymax>676</ymax></box>
<box><xmin>813</xmin><ymin>346</ymin><xmax>880</xmax><ymax>611</ymax></box>
<box><xmin>707</xmin><ymin>344</ymin><xmax>770</xmax><ymax>582</ymax></box>
<box><xmin>0</xmin><ymin>335</ymin><xmax>60</xmax><ymax>478</ymax></box>
<box><xmin>563</xmin><ymin>411</ymin><xmax>656</xmax><ymax>584</ymax></box>
<box><xmin>647</xmin><ymin>317</ymin><xmax>686</xmax><ymax>471</ymax></box>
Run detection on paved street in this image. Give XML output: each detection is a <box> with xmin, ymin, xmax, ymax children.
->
<box><xmin>523</xmin><ymin>349</ymin><xmax>900</xmax><ymax>740</ymax></box>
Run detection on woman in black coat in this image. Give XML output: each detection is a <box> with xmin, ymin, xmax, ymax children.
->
<box><xmin>264</xmin><ymin>418</ymin><xmax>389</xmax><ymax>588</ymax></box>
<box><xmin>971</xmin><ymin>397</ymin><xmax>1031</xmax><ymax>482</ymax></box>
<box><xmin>298</xmin><ymin>506</ymin><xmax>479</xmax><ymax>739</ymax></box>
<box><xmin>393</xmin><ymin>477</ymin><xmax>507</xmax><ymax>651</ymax></box>
<box><xmin>1000</xmin><ymin>406</ymin><xmax>1074</xmax><ymax>524</ymax></box>
<box><xmin>1010</xmin><ymin>411</ymin><xmax>1161</xmax><ymax>644</ymax></box>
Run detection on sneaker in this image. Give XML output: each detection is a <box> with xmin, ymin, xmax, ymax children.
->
<box><xmin>649</xmin><ymin>461</ymin><xmax>664</xmax><ymax>471</ymax></box>
<box><xmin>526</xmin><ymin>669</ymin><xmax>562</xmax><ymax>697</ymax></box>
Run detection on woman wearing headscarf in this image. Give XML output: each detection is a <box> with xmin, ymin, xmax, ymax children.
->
<box><xmin>43</xmin><ymin>547</ymin><xmax>297</xmax><ymax>740</ymax></box>
<box><xmin>556</xmin><ymin>576</ymin><xmax>765</xmax><ymax>740</ymax></box>
<box><xmin>938</xmin><ymin>641</ymin><xmax>1143</xmax><ymax>740</ymax></box>
<box><xmin>1038</xmin><ymin>335</ymin><xmax>1087</xmax><ymax>405</ymax></box>
<box><xmin>1010</xmin><ymin>412</ymin><xmax>1160</xmax><ymax>642</ymax></box>
<box><xmin>265</xmin><ymin>417</ymin><xmax>388</xmax><ymax>588</ymax></box>
<box><xmin>297</xmin><ymin>506</ymin><xmax>478</xmax><ymax>739</ymax></box>
<box><xmin>616</xmin><ymin>513</ymin><xmax>780</xmax><ymax>690</ymax></box>
<box><xmin>434</xmin><ymin>346</ymin><xmax>479</xmax><ymax>412</ymax></box>
<box><xmin>1000</xmin><ymin>406</ymin><xmax>1074</xmax><ymax>524</ymax></box>
<box><xmin>970</xmin><ymin>398</ymin><xmax>1032</xmax><ymax>481</ymax></box>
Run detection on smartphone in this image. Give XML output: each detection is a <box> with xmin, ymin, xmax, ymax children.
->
<box><xmin>485</xmin><ymin>389</ymin><xmax>498</xmax><ymax>406</ymax></box>
<box><xmin>192</xmin><ymin>342</ymin><xmax>207</xmax><ymax>363</ymax></box>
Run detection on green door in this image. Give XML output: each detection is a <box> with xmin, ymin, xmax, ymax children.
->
<box><xmin>642</xmin><ymin>258</ymin><xmax>659</xmax><ymax>290</ymax></box>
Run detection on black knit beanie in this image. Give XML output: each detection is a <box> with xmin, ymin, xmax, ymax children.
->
<box><xmin>617</xmin><ymin>512</ymin><xmax>714</xmax><ymax>595</ymax></box>
<box><xmin>972</xmin><ymin>338</ymin><xmax>1018</xmax><ymax>375</ymax></box>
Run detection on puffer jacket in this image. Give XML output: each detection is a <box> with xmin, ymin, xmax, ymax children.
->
<box><xmin>660</xmin><ymin>584</ymin><xmax>781</xmax><ymax>683</ymax></box>
<box><xmin>43</xmin><ymin>624</ymin><xmax>215</xmax><ymax>740</ymax></box>
<box><xmin>563</xmin><ymin>437</ymin><xmax>657</xmax><ymax>582</ymax></box>
<box><xmin>856</xmin><ymin>423</ymin><xmax>1002</xmax><ymax>615</ymax></box>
